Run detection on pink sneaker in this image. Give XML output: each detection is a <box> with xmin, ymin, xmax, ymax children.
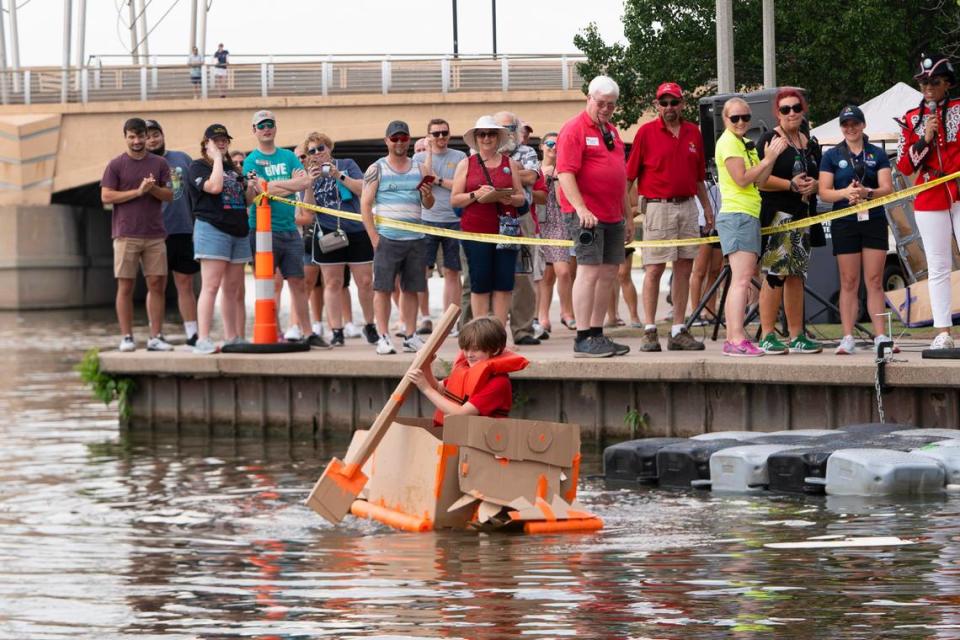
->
<box><xmin>723</xmin><ymin>339</ymin><xmax>765</xmax><ymax>357</ymax></box>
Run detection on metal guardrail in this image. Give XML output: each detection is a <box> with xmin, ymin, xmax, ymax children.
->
<box><xmin>0</xmin><ymin>55</ymin><xmax>587</xmax><ymax>105</ymax></box>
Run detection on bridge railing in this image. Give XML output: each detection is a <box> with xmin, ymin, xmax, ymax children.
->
<box><xmin>0</xmin><ymin>55</ymin><xmax>588</xmax><ymax>105</ymax></box>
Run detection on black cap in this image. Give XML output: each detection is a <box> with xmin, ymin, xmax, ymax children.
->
<box><xmin>144</xmin><ymin>119</ymin><xmax>162</xmax><ymax>132</ymax></box>
<box><xmin>838</xmin><ymin>105</ymin><xmax>865</xmax><ymax>125</ymax></box>
<box><xmin>915</xmin><ymin>52</ymin><xmax>956</xmax><ymax>83</ymax></box>
<box><xmin>385</xmin><ymin>120</ymin><xmax>410</xmax><ymax>137</ymax></box>
<box><xmin>203</xmin><ymin>123</ymin><xmax>233</xmax><ymax>140</ymax></box>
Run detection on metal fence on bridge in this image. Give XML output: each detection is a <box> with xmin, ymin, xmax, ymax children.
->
<box><xmin>0</xmin><ymin>55</ymin><xmax>588</xmax><ymax>105</ymax></box>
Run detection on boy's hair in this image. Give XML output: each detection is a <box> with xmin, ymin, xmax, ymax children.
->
<box><xmin>458</xmin><ymin>317</ymin><xmax>506</xmax><ymax>356</ymax></box>
<box><xmin>123</xmin><ymin>117</ymin><xmax>147</xmax><ymax>135</ymax></box>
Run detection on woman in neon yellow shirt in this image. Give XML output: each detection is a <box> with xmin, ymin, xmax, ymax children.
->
<box><xmin>714</xmin><ymin>97</ymin><xmax>787</xmax><ymax>357</ymax></box>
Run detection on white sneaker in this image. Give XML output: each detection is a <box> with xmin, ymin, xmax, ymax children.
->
<box><xmin>343</xmin><ymin>321</ymin><xmax>363</xmax><ymax>339</ymax></box>
<box><xmin>930</xmin><ymin>332</ymin><xmax>955</xmax><ymax>350</ymax></box>
<box><xmin>284</xmin><ymin>325</ymin><xmax>303</xmax><ymax>341</ymax></box>
<box><xmin>402</xmin><ymin>334</ymin><xmax>425</xmax><ymax>353</ymax></box>
<box><xmin>835</xmin><ymin>335</ymin><xmax>856</xmax><ymax>355</ymax></box>
<box><xmin>874</xmin><ymin>334</ymin><xmax>900</xmax><ymax>354</ymax></box>
<box><xmin>376</xmin><ymin>334</ymin><xmax>396</xmax><ymax>355</ymax></box>
<box><xmin>449</xmin><ymin>326</ymin><xmax>459</xmax><ymax>338</ymax></box>
<box><xmin>147</xmin><ymin>335</ymin><xmax>174</xmax><ymax>351</ymax></box>
<box><xmin>193</xmin><ymin>337</ymin><xmax>217</xmax><ymax>355</ymax></box>
<box><xmin>532</xmin><ymin>320</ymin><xmax>547</xmax><ymax>339</ymax></box>
<box><xmin>119</xmin><ymin>335</ymin><xmax>136</xmax><ymax>352</ymax></box>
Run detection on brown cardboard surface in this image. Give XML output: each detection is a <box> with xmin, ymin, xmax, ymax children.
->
<box><xmin>443</xmin><ymin>415</ymin><xmax>579</xmax><ymax>468</ymax></box>
<box><xmin>457</xmin><ymin>448</ymin><xmax>563</xmax><ymax>507</ymax></box>
<box><xmin>885</xmin><ymin>269</ymin><xmax>960</xmax><ymax>327</ymax></box>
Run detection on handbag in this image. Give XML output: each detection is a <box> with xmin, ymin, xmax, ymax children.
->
<box><xmin>312</xmin><ymin>214</ymin><xmax>349</xmax><ymax>261</ymax></box>
<box><xmin>477</xmin><ymin>156</ymin><xmax>521</xmax><ymax>251</ymax></box>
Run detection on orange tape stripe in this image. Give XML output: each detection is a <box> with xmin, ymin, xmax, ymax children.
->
<box><xmin>536</xmin><ymin>498</ymin><xmax>557</xmax><ymax>521</ymax></box>
<box><xmin>564</xmin><ymin>453</ymin><xmax>582</xmax><ymax>503</ymax></box>
<box><xmin>433</xmin><ymin>444</ymin><xmax>458</xmax><ymax>499</ymax></box>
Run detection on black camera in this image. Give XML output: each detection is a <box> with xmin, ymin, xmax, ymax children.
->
<box><xmin>578</xmin><ymin>228</ymin><xmax>595</xmax><ymax>245</ymax></box>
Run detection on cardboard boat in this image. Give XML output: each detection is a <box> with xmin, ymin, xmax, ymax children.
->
<box><xmin>342</xmin><ymin>415</ymin><xmax>602</xmax><ymax>534</ymax></box>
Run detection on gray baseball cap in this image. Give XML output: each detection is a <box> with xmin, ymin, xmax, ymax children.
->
<box><xmin>385</xmin><ymin>120</ymin><xmax>410</xmax><ymax>137</ymax></box>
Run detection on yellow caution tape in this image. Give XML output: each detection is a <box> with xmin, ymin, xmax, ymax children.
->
<box><xmin>261</xmin><ymin>169</ymin><xmax>960</xmax><ymax>249</ymax></box>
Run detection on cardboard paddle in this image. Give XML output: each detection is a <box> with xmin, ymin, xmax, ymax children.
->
<box><xmin>305</xmin><ymin>303</ymin><xmax>461</xmax><ymax>524</ymax></box>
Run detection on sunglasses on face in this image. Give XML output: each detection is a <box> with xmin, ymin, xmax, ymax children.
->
<box><xmin>429</xmin><ymin>130</ymin><xmax>450</xmax><ymax>138</ymax></box>
<box><xmin>256</xmin><ymin>121</ymin><xmax>275</xmax><ymax>130</ymax></box>
<box><xmin>388</xmin><ymin>134</ymin><xmax>410</xmax><ymax>143</ymax></box>
<box><xmin>778</xmin><ymin>103</ymin><xmax>804</xmax><ymax>115</ymax></box>
<box><xmin>475</xmin><ymin>130</ymin><xmax>499</xmax><ymax>139</ymax></box>
<box><xmin>306</xmin><ymin>145</ymin><xmax>325</xmax><ymax>155</ymax></box>
<box><xmin>658</xmin><ymin>98</ymin><xmax>681</xmax><ymax>107</ymax></box>
<box><xmin>543</xmin><ymin>139</ymin><xmax>557</xmax><ymax>149</ymax></box>
<box><xmin>728</xmin><ymin>113</ymin><xmax>751</xmax><ymax>124</ymax></box>
<box><xmin>920</xmin><ymin>77</ymin><xmax>945</xmax><ymax>87</ymax></box>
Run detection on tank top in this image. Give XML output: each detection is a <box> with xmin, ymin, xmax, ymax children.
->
<box><xmin>461</xmin><ymin>154</ymin><xmax>516</xmax><ymax>234</ymax></box>
<box><xmin>374</xmin><ymin>157</ymin><xmax>424</xmax><ymax>240</ymax></box>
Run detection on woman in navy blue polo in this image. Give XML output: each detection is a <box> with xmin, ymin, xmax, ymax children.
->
<box><xmin>819</xmin><ymin>105</ymin><xmax>894</xmax><ymax>355</ymax></box>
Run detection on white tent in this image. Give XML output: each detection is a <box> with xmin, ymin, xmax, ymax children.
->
<box><xmin>810</xmin><ymin>82</ymin><xmax>923</xmax><ymax>144</ymax></box>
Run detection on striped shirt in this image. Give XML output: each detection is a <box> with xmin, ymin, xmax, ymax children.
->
<box><xmin>374</xmin><ymin>157</ymin><xmax>424</xmax><ymax>240</ymax></box>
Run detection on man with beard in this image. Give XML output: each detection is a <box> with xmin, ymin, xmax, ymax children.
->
<box><xmin>101</xmin><ymin>117</ymin><xmax>173</xmax><ymax>352</ymax></box>
<box><xmin>145</xmin><ymin>119</ymin><xmax>199</xmax><ymax>345</ymax></box>
<box><xmin>626</xmin><ymin>82</ymin><xmax>713</xmax><ymax>352</ymax></box>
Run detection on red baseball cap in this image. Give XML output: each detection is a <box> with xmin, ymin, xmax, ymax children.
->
<box><xmin>656</xmin><ymin>82</ymin><xmax>683</xmax><ymax>99</ymax></box>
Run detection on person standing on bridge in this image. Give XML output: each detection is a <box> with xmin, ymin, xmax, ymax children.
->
<box><xmin>626</xmin><ymin>81</ymin><xmax>712</xmax><ymax>353</ymax></box>
<box><xmin>556</xmin><ymin>75</ymin><xmax>633</xmax><ymax>358</ymax></box>
<box><xmin>145</xmin><ymin>119</ymin><xmax>200</xmax><ymax>346</ymax></box>
<box><xmin>242</xmin><ymin>110</ymin><xmax>329</xmax><ymax>348</ymax></box>
<box><xmin>101</xmin><ymin>117</ymin><xmax>174</xmax><ymax>353</ymax></box>
<box><xmin>213</xmin><ymin>43</ymin><xmax>229</xmax><ymax>98</ymax></box>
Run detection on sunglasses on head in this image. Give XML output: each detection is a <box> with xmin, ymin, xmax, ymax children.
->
<box><xmin>475</xmin><ymin>130</ymin><xmax>499</xmax><ymax>139</ymax></box>
<box><xmin>256</xmin><ymin>121</ymin><xmax>275</xmax><ymax>130</ymax></box>
<box><xmin>658</xmin><ymin>98</ymin><xmax>681</xmax><ymax>107</ymax></box>
<box><xmin>728</xmin><ymin>113</ymin><xmax>751</xmax><ymax>124</ymax></box>
<box><xmin>543</xmin><ymin>139</ymin><xmax>557</xmax><ymax>149</ymax></box>
<box><xmin>919</xmin><ymin>76</ymin><xmax>945</xmax><ymax>87</ymax></box>
<box><xmin>778</xmin><ymin>103</ymin><xmax>804</xmax><ymax>115</ymax></box>
<box><xmin>429</xmin><ymin>130</ymin><xmax>450</xmax><ymax>138</ymax></box>
<box><xmin>388</xmin><ymin>134</ymin><xmax>410</xmax><ymax>143</ymax></box>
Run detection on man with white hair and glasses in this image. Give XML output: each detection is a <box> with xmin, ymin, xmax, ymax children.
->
<box><xmin>556</xmin><ymin>75</ymin><xmax>633</xmax><ymax>358</ymax></box>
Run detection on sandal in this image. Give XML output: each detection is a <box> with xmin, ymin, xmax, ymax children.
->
<box><xmin>561</xmin><ymin>317</ymin><xmax>577</xmax><ymax>330</ymax></box>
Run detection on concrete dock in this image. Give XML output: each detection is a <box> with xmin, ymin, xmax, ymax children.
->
<box><xmin>99</xmin><ymin>329</ymin><xmax>960</xmax><ymax>439</ymax></box>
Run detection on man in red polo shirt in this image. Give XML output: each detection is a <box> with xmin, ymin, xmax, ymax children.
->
<box><xmin>557</xmin><ymin>75</ymin><xmax>633</xmax><ymax>358</ymax></box>
<box><xmin>627</xmin><ymin>81</ymin><xmax>714</xmax><ymax>352</ymax></box>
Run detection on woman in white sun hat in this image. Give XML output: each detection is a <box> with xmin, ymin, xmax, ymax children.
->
<box><xmin>450</xmin><ymin>115</ymin><xmax>525</xmax><ymax>327</ymax></box>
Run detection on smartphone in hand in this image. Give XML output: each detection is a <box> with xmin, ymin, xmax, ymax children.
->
<box><xmin>416</xmin><ymin>175</ymin><xmax>436</xmax><ymax>190</ymax></box>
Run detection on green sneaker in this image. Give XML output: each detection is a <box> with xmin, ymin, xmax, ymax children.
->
<box><xmin>789</xmin><ymin>334</ymin><xmax>823</xmax><ymax>354</ymax></box>
<box><xmin>759</xmin><ymin>332</ymin><xmax>789</xmax><ymax>355</ymax></box>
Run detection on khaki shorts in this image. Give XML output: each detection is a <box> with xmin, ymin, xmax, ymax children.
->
<box><xmin>113</xmin><ymin>237</ymin><xmax>168</xmax><ymax>279</ymax></box>
<box><xmin>641</xmin><ymin>199</ymin><xmax>699</xmax><ymax>265</ymax></box>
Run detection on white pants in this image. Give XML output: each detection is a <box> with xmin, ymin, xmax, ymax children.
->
<box><xmin>915</xmin><ymin>203</ymin><xmax>960</xmax><ymax>328</ymax></box>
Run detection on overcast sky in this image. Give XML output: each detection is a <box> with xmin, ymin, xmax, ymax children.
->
<box><xmin>7</xmin><ymin>0</ymin><xmax>627</xmax><ymax>66</ymax></box>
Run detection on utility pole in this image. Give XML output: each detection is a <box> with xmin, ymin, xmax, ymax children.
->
<box><xmin>136</xmin><ymin>0</ymin><xmax>149</xmax><ymax>60</ymax></box>
<box><xmin>0</xmin><ymin>0</ymin><xmax>8</xmax><ymax>104</ymax></box>
<box><xmin>128</xmin><ymin>0</ymin><xmax>139</xmax><ymax>64</ymax></box>
<box><xmin>491</xmin><ymin>0</ymin><xmax>497</xmax><ymax>58</ymax></box>
<box><xmin>715</xmin><ymin>0</ymin><xmax>734</xmax><ymax>93</ymax></box>
<box><xmin>762</xmin><ymin>0</ymin><xmax>776</xmax><ymax>88</ymax></box>
<box><xmin>198</xmin><ymin>0</ymin><xmax>208</xmax><ymax>62</ymax></box>
<box><xmin>189</xmin><ymin>0</ymin><xmax>198</xmax><ymax>54</ymax></box>
<box><xmin>451</xmin><ymin>0</ymin><xmax>458</xmax><ymax>58</ymax></box>
<box><xmin>8</xmin><ymin>0</ymin><xmax>19</xmax><ymax>92</ymax></box>
<box><xmin>61</xmin><ymin>0</ymin><xmax>71</xmax><ymax>102</ymax></box>
<box><xmin>76</xmin><ymin>0</ymin><xmax>87</xmax><ymax>69</ymax></box>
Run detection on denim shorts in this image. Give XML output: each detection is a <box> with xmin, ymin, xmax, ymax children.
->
<box><xmin>248</xmin><ymin>229</ymin><xmax>305</xmax><ymax>278</ymax></box>
<box><xmin>423</xmin><ymin>221</ymin><xmax>462</xmax><ymax>271</ymax></box>
<box><xmin>194</xmin><ymin>219</ymin><xmax>253</xmax><ymax>264</ymax></box>
<box><xmin>716</xmin><ymin>212</ymin><xmax>761</xmax><ymax>257</ymax></box>
<box><xmin>373</xmin><ymin>237</ymin><xmax>427</xmax><ymax>292</ymax></box>
<box><xmin>461</xmin><ymin>239</ymin><xmax>517</xmax><ymax>294</ymax></box>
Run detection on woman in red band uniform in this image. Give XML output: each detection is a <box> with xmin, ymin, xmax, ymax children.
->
<box><xmin>897</xmin><ymin>52</ymin><xmax>960</xmax><ymax>350</ymax></box>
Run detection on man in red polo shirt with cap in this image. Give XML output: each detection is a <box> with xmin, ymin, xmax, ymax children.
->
<box><xmin>557</xmin><ymin>75</ymin><xmax>634</xmax><ymax>358</ymax></box>
<box><xmin>627</xmin><ymin>81</ymin><xmax>714</xmax><ymax>352</ymax></box>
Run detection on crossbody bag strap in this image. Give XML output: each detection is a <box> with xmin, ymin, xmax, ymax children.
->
<box><xmin>477</xmin><ymin>155</ymin><xmax>506</xmax><ymax>217</ymax></box>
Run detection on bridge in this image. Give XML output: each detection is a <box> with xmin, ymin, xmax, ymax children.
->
<box><xmin>0</xmin><ymin>55</ymin><xmax>645</xmax><ymax>310</ymax></box>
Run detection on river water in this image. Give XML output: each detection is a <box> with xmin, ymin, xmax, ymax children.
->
<box><xmin>2</xmin><ymin>310</ymin><xmax>959</xmax><ymax>639</ymax></box>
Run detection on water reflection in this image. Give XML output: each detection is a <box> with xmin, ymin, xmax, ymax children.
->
<box><xmin>1</xmin><ymin>310</ymin><xmax>959</xmax><ymax>638</ymax></box>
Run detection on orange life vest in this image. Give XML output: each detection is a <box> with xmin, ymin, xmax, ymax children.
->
<box><xmin>433</xmin><ymin>350</ymin><xmax>529</xmax><ymax>426</ymax></box>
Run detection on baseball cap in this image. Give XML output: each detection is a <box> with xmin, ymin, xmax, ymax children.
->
<box><xmin>204</xmin><ymin>123</ymin><xmax>233</xmax><ymax>140</ymax></box>
<box><xmin>385</xmin><ymin>120</ymin><xmax>410</xmax><ymax>137</ymax></box>
<box><xmin>838</xmin><ymin>105</ymin><xmax>865</xmax><ymax>125</ymax></box>
<box><xmin>656</xmin><ymin>82</ymin><xmax>683</xmax><ymax>99</ymax></box>
<box><xmin>144</xmin><ymin>119</ymin><xmax>162</xmax><ymax>132</ymax></box>
<box><xmin>251</xmin><ymin>110</ymin><xmax>276</xmax><ymax>126</ymax></box>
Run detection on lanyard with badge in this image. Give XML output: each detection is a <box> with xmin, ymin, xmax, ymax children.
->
<box><xmin>838</xmin><ymin>141</ymin><xmax>870</xmax><ymax>222</ymax></box>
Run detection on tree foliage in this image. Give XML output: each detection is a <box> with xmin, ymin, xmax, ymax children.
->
<box><xmin>575</xmin><ymin>0</ymin><xmax>960</xmax><ymax>128</ymax></box>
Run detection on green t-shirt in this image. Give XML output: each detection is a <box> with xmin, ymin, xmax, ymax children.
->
<box><xmin>714</xmin><ymin>129</ymin><xmax>761</xmax><ymax>218</ymax></box>
<box><xmin>243</xmin><ymin>147</ymin><xmax>304</xmax><ymax>233</ymax></box>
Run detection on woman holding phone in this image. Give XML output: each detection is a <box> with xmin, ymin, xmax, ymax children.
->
<box><xmin>188</xmin><ymin>124</ymin><xmax>258</xmax><ymax>354</ymax></box>
<box><xmin>819</xmin><ymin>105</ymin><xmax>894</xmax><ymax>354</ymax></box>
<box><xmin>714</xmin><ymin>98</ymin><xmax>787</xmax><ymax>357</ymax></box>
<box><xmin>450</xmin><ymin>115</ymin><xmax>525</xmax><ymax>327</ymax></box>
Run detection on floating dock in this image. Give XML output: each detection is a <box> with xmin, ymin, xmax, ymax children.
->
<box><xmin>98</xmin><ymin>334</ymin><xmax>960</xmax><ymax>439</ymax></box>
